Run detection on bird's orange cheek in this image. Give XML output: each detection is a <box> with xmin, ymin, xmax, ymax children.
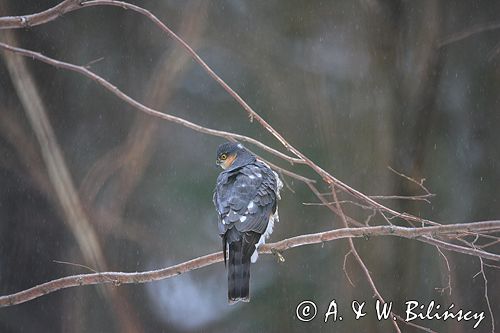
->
<box><xmin>222</xmin><ymin>154</ymin><xmax>237</xmax><ymax>169</ymax></box>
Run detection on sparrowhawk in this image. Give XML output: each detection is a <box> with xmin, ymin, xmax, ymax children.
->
<box><xmin>213</xmin><ymin>142</ymin><xmax>282</xmax><ymax>304</ymax></box>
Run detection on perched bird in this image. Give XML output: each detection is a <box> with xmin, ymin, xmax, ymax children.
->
<box><xmin>213</xmin><ymin>142</ymin><xmax>282</xmax><ymax>304</ymax></box>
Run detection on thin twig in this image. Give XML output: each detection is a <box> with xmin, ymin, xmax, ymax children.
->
<box><xmin>434</xmin><ymin>246</ymin><xmax>452</xmax><ymax>295</ymax></box>
<box><xmin>439</xmin><ymin>21</ymin><xmax>500</xmax><ymax>47</ymax></box>
<box><xmin>343</xmin><ymin>250</ymin><xmax>355</xmax><ymax>287</ymax></box>
<box><xmin>473</xmin><ymin>252</ymin><xmax>496</xmax><ymax>333</ymax></box>
<box><xmin>417</xmin><ymin>236</ymin><xmax>499</xmax><ymax>262</ymax></box>
<box><xmin>483</xmin><ymin>262</ymin><xmax>500</xmax><ymax>270</ymax></box>
<box><xmin>480</xmin><ymin>238</ymin><xmax>500</xmax><ymax>249</ymax></box>
<box><xmin>387</xmin><ymin>166</ymin><xmax>432</xmax><ymax>195</ymax></box>
<box><xmin>368</xmin><ymin>194</ymin><xmax>434</xmax><ymax>203</ymax></box>
<box><xmin>364</xmin><ymin>209</ymin><xmax>377</xmax><ymax>226</ymax></box>
<box><xmin>303</xmin><ymin>200</ymin><xmax>374</xmax><ymax>210</ymax></box>
<box><xmin>84</xmin><ymin>56</ymin><xmax>104</xmax><ymax>68</ymax></box>
<box><xmin>53</xmin><ymin>260</ymin><xmax>99</xmax><ymax>274</ymax></box>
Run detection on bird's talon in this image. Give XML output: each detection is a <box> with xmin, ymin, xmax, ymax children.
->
<box><xmin>271</xmin><ymin>248</ymin><xmax>285</xmax><ymax>262</ymax></box>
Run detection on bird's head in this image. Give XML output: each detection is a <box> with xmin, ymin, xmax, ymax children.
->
<box><xmin>216</xmin><ymin>142</ymin><xmax>255</xmax><ymax>170</ymax></box>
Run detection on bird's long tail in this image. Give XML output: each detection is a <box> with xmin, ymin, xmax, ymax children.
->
<box><xmin>228</xmin><ymin>240</ymin><xmax>251</xmax><ymax>304</ymax></box>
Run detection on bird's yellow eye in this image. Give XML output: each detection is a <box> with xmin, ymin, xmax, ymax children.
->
<box><xmin>220</xmin><ymin>153</ymin><xmax>228</xmax><ymax>160</ymax></box>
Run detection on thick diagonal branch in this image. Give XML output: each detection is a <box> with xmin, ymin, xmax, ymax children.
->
<box><xmin>1</xmin><ymin>29</ymin><xmax>105</xmax><ymax>270</ymax></box>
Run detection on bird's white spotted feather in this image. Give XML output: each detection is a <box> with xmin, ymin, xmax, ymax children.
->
<box><xmin>251</xmin><ymin>165</ymin><xmax>283</xmax><ymax>263</ymax></box>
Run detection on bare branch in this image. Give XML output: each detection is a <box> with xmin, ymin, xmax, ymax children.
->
<box><xmin>343</xmin><ymin>250</ymin><xmax>355</xmax><ymax>287</ymax></box>
<box><xmin>1</xmin><ymin>29</ymin><xmax>106</xmax><ymax>270</ymax></box>
<box><xmin>387</xmin><ymin>166</ymin><xmax>432</xmax><ymax>195</ymax></box>
<box><xmin>417</xmin><ymin>236</ymin><xmax>500</xmax><ymax>261</ymax></box>
<box><xmin>0</xmin><ymin>0</ymin><xmax>83</xmax><ymax>29</ymax></box>
<box><xmin>303</xmin><ymin>200</ymin><xmax>379</xmax><ymax>210</ymax></box>
<box><xmin>474</xmin><ymin>255</ymin><xmax>496</xmax><ymax>332</ymax></box>
<box><xmin>439</xmin><ymin>21</ymin><xmax>500</xmax><ymax>47</ymax></box>
<box><xmin>434</xmin><ymin>246</ymin><xmax>452</xmax><ymax>295</ymax></box>
<box><xmin>368</xmin><ymin>194</ymin><xmax>435</xmax><ymax>203</ymax></box>
<box><xmin>1</xmin><ymin>220</ymin><xmax>499</xmax><ymax>308</ymax></box>
<box><xmin>0</xmin><ymin>41</ymin><xmax>301</xmax><ymax>166</ymax></box>
<box><xmin>255</xmin><ymin>157</ymin><xmax>315</xmax><ymax>184</ymax></box>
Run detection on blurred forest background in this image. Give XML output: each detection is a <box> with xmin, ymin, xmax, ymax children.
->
<box><xmin>0</xmin><ymin>0</ymin><xmax>499</xmax><ymax>332</ymax></box>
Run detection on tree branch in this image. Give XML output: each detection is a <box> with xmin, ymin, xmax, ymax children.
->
<box><xmin>1</xmin><ymin>28</ymin><xmax>106</xmax><ymax>270</ymax></box>
<box><xmin>0</xmin><ymin>0</ymin><xmax>83</xmax><ymax>29</ymax></box>
<box><xmin>439</xmin><ymin>21</ymin><xmax>500</xmax><ymax>47</ymax></box>
<box><xmin>0</xmin><ymin>41</ymin><xmax>304</xmax><ymax>168</ymax></box>
<box><xmin>0</xmin><ymin>221</ymin><xmax>499</xmax><ymax>308</ymax></box>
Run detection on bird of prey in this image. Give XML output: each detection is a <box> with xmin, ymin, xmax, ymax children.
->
<box><xmin>213</xmin><ymin>142</ymin><xmax>282</xmax><ymax>304</ymax></box>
